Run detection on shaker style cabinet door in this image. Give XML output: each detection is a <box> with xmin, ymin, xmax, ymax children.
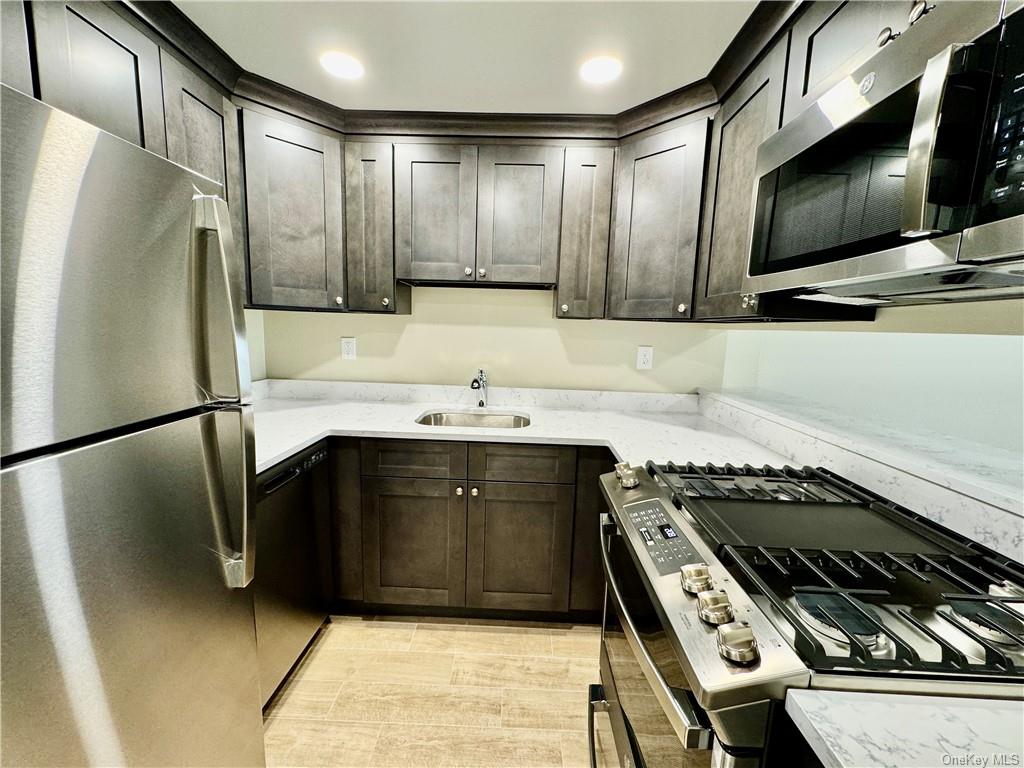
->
<box><xmin>477</xmin><ymin>145</ymin><xmax>565</xmax><ymax>284</ymax></box>
<box><xmin>466</xmin><ymin>482</ymin><xmax>574</xmax><ymax>612</ymax></box>
<box><xmin>555</xmin><ymin>147</ymin><xmax>615</xmax><ymax>319</ymax></box>
<box><xmin>395</xmin><ymin>144</ymin><xmax>478</xmax><ymax>282</ymax></box>
<box><xmin>242</xmin><ymin>109</ymin><xmax>344</xmax><ymax>309</ymax></box>
<box><xmin>161</xmin><ymin>52</ymin><xmax>246</xmax><ymax>270</ymax></box>
<box><xmin>607</xmin><ymin>119</ymin><xmax>709</xmax><ymax>319</ymax></box>
<box><xmin>694</xmin><ymin>41</ymin><xmax>787</xmax><ymax>319</ymax></box>
<box><xmin>30</xmin><ymin>1</ymin><xmax>166</xmax><ymax>155</ymax></box>
<box><xmin>344</xmin><ymin>142</ymin><xmax>397</xmax><ymax>311</ymax></box>
<box><xmin>361</xmin><ymin>477</ymin><xmax>467</xmax><ymax>607</ymax></box>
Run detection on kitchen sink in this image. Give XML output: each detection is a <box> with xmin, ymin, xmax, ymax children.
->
<box><xmin>415</xmin><ymin>410</ymin><xmax>530</xmax><ymax>428</ymax></box>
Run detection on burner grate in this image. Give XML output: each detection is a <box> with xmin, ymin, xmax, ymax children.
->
<box><xmin>721</xmin><ymin>544</ymin><xmax>1024</xmax><ymax>678</ymax></box>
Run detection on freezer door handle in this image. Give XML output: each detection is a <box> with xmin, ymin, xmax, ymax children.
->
<box><xmin>190</xmin><ymin>194</ymin><xmax>251</xmax><ymax>403</ymax></box>
<box><xmin>201</xmin><ymin>406</ymin><xmax>256</xmax><ymax>588</ymax></box>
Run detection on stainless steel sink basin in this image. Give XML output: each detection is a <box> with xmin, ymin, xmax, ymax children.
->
<box><xmin>415</xmin><ymin>410</ymin><xmax>530</xmax><ymax>428</ymax></box>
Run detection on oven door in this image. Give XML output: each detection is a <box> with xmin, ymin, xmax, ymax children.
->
<box><xmin>598</xmin><ymin>514</ymin><xmax>713</xmax><ymax>768</ymax></box>
<box><xmin>742</xmin><ymin>3</ymin><xmax>1001</xmax><ymax>297</ymax></box>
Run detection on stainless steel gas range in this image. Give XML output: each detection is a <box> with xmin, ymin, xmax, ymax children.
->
<box><xmin>592</xmin><ymin>461</ymin><xmax>1024</xmax><ymax>768</ymax></box>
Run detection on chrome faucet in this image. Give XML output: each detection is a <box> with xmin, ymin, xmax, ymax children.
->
<box><xmin>470</xmin><ymin>369</ymin><xmax>488</xmax><ymax>408</ymax></box>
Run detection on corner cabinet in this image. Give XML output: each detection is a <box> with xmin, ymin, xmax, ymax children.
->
<box><xmin>556</xmin><ymin>147</ymin><xmax>615</xmax><ymax>319</ymax></box>
<box><xmin>242</xmin><ymin>108</ymin><xmax>345</xmax><ymax>310</ymax></box>
<box><xmin>344</xmin><ymin>142</ymin><xmax>408</xmax><ymax>312</ymax></box>
<box><xmin>606</xmin><ymin>117</ymin><xmax>709</xmax><ymax>319</ymax></box>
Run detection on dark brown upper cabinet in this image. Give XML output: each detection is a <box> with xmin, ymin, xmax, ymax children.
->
<box><xmin>1</xmin><ymin>1</ymin><xmax>32</xmax><ymax>95</ymax></box>
<box><xmin>783</xmin><ymin>1</ymin><xmax>912</xmax><ymax>125</ymax></box>
<box><xmin>694</xmin><ymin>40</ymin><xmax>788</xmax><ymax>320</ymax></box>
<box><xmin>395</xmin><ymin>143</ymin><xmax>479</xmax><ymax>283</ymax></box>
<box><xmin>555</xmin><ymin>147</ymin><xmax>615</xmax><ymax>319</ymax></box>
<box><xmin>161</xmin><ymin>52</ymin><xmax>246</xmax><ymax>269</ymax></box>
<box><xmin>607</xmin><ymin>118</ymin><xmax>709</xmax><ymax>320</ymax></box>
<box><xmin>361</xmin><ymin>477</ymin><xmax>467</xmax><ymax>607</ymax></box>
<box><xmin>344</xmin><ymin>142</ymin><xmax>405</xmax><ymax>312</ymax></box>
<box><xmin>477</xmin><ymin>145</ymin><xmax>565</xmax><ymax>284</ymax></box>
<box><xmin>243</xmin><ymin>108</ymin><xmax>345</xmax><ymax>309</ymax></box>
<box><xmin>30</xmin><ymin>1</ymin><xmax>166</xmax><ymax>155</ymax></box>
<box><xmin>465</xmin><ymin>481</ymin><xmax>574</xmax><ymax>612</ymax></box>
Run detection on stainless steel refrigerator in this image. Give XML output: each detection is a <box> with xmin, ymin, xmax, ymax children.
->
<box><xmin>0</xmin><ymin>85</ymin><xmax>265</xmax><ymax>766</ymax></box>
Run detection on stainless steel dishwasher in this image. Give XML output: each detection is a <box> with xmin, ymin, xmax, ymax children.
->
<box><xmin>254</xmin><ymin>442</ymin><xmax>330</xmax><ymax>705</ymax></box>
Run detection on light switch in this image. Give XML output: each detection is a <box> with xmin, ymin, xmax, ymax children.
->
<box><xmin>636</xmin><ymin>345</ymin><xmax>653</xmax><ymax>370</ymax></box>
<box><xmin>341</xmin><ymin>337</ymin><xmax>357</xmax><ymax>360</ymax></box>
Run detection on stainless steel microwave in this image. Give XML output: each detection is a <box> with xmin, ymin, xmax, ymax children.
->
<box><xmin>742</xmin><ymin>2</ymin><xmax>1024</xmax><ymax>306</ymax></box>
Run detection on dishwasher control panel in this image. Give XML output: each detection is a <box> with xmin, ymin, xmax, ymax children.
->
<box><xmin>621</xmin><ymin>499</ymin><xmax>702</xmax><ymax>575</ymax></box>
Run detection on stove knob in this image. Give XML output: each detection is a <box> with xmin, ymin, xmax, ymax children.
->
<box><xmin>696</xmin><ymin>589</ymin><xmax>735</xmax><ymax>625</ymax></box>
<box><xmin>614</xmin><ymin>462</ymin><xmax>640</xmax><ymax>489</ymax></box>
<box><xmin>716</xmin><ymin>621</ymin><xmax>759</xmax><ymax>665</ymax></box>
<box><xmin>680</xmin><ymin>563</ymin><xmax>713</xmax><ymax>594</ymax></box>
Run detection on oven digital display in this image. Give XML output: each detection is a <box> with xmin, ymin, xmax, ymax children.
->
<box><xmin>658</xmin><ymin>524</ymin><xmax>679</xmax><ymax>539</ymax></box>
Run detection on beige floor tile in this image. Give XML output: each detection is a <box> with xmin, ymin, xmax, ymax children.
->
<box><xmin>264</xmin><ymin>679</ymin><xmax>343</xmax><ymax>720</ymax></box>
<box><xmin>501</xmin><ymin>689</ymin><xmax>588</xmax><ymax>731</ymax></box>
<box><xmin>370</xmin><ymin>723</ymin><xmax>564</xmax><ymax>768</ymax></box>
<box><xmin>549</xmin><ymin>630</ymin><xmax>601</xmax><ymax>660</ymax></box>
<box><xmin>264</xmin><ymin>717</ymin><xmax>381</xmax><ymax>767</ymax></box>
<box><xmin>558</xmin><ymin>714</ymin><xmax>617</xmax><ymax>768</ymax></box>
<box><xmin>451</xmin><ymin>654</ymin><xmax>598</xmax><ymax>691</ymax></box>
<box><xmin>327</xmin><ymin>681</ymin><xmax>502</xmax><ymax>728</ymax></box>
<box><xmin>370</xmin><ymin>614</ymin><xmax>469</xmax><ymax>626</ymax></box>
<box><xmin>320</xmin><ymin>621</ymin><xmax>416</xmax><ymax>651</ymax></box>
<box><xmin>411</xmin><ymin>624</ymin><xmax>553</xmax><ymax>656</ymax></box>
<box><xmin>295</xmin><ymin>646</ymin><xmax>454</xmax><ymax>685</ymax></box>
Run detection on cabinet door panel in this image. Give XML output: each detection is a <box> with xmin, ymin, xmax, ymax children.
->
<box><xmin>345</xmin><ymin>142</ymin><xmax>397</xmax><ymax>311</ymax></box>
<box><xmin>694</xmin><ymin>42</ymin><xmax>787</xmax><ymax>319</ymax></box>
<box><xmin>361</xmin><ymin>478</ymin><xmax>467</xmax><ymax>606</ymax></box>
<box><xmin>30</xmin><ymin>1</ymin><xmax>166</xmax><ymax>155</ymax></box>
<box><xmin>556</xmin><ymin>147</ymin><xmax>615</xmax><ymax>319</ymax></box>
<box><xmin>395</xmin><ymin>144</ymin><xmax>478</xmax><ymax>282</ymax></box>
<box><xmin>607</xmin><ymin>119</ymin><xmax>708</xmax><ymax>319</ymax></box>
<box><xmin>477</xmin><ymin>145</ymin><xmax>564</xmax><ymax>284</ymax></box>
<box><xmin>360</xmin><ymin>439</ymin><xmax>467</xmax><ymax>479</ymax></box>
<box><xmin>243</xmin><ymin>109</ymin><xmax>344</xmax><ymax>309</ymax></box>
<box><xmin>161</xmin><ymin>52</ymin><xmax>246</xmax><ymax>273</ymax></box>
<box><xmin>468</xmin><ymin>443</ymin><xmax>576</xmax><ymax>485</ymax></box>
<box><xmin>466</xmin><ymin>482</ymin><xmax>573</xmax><ymax>612</ymax></box>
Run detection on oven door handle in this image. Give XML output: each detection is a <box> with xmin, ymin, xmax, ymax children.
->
<box><xmin>902</xmin><ymin>43</ymin><xmax>967</xmax><ymax>237</ymax></box>
<box><xmin>600</xmin><ymin>515</ymin><xmax>714</xmax><ymax>750</ymax></box>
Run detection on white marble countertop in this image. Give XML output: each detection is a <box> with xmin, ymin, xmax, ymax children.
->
<box><xmin>786</xmin><ymin>689</ymin><xmax>1024</xmax><ymax>768</ymax></box>
<box><xmin>251</xmin><ymin>380</ymin><xmax>788</xmax><ymax>474</ymax></box>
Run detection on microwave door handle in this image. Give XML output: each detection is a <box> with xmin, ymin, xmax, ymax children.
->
<box><xmin>190</xmin><ymin>194</ymin><xmax>251</xmax><ymax>403</ymax></box>
<box><xmin>599</xmin><ymin>519</ymin><xmax>714</xmax><ymax>750</ymax></box>
<box><xmin>902</xmin><ymin>43</ymin><xmax>966</xmax><ymax>237</ymax></box>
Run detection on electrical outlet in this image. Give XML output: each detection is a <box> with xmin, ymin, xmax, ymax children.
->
<box><xmin>636</xmin><ymin>345</ymin><xmax>654</xmax><ymax>370</ymax></box>
<box><xmin>341</xmin><ymin>337</ymin><xmax>357</xmax><ymax>360</ymax></box>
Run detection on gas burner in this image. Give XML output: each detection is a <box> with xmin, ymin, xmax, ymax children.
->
<box><xmin>792</xmin><ymin>592</ymin><xmax>887</xmax><ymax>651</ymax></box>
<box><xmin>945</xmin><ymin>600</ymin><xmax>1024</xmax><ymax>646</ymax></box>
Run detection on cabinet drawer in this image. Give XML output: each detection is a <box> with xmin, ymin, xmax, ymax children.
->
<box><xmin>361</xmin><ymin>439</ymin><xmax>467</xmax><ymax>479</ymax></box>
<box><xmin>468</xmin><ymin>443</ymin><xmax>576</xmax><ymax>484</ymax></box>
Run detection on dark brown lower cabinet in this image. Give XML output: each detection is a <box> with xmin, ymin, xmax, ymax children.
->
<box><xmin>466</xmin><ymin>482</ymin><xmax>574</xmax><ymax>612</ymax></box>
<box><xmin>361</xmin><ymin>477</ymin><xmax>467</xmax><ymax>606</ymax></box>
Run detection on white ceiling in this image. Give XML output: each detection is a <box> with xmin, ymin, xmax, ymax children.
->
<box><xmin>175</xmin><ymin>1</ymin><xmax>756</xmax><ymax>114</ymax></box>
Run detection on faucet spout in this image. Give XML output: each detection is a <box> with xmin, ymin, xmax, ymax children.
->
<box><xmin>469</xmin><ymin>369</ymin><xmax>488</xmax><ymax>408</ymax></box>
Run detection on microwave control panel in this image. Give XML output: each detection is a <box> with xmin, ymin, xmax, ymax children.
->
<box><xmin>980</xmin><ymin>12</ymin><xmax>1024</xmax><ymax>221</ymax></box>
<box><xmin>620</xmin><ymin>499</ymin><xmax>703</xmax><ymax>575</ymax></box>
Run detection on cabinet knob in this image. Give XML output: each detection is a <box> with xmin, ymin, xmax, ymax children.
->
<box><xmin>676</xmin><ymin>303</ymin><xmax>687</xmax><ymax>314</ymax></box>
<box><xmin>876</xmin><ymin>26</ymin><xmax>899</xmax><ymax>47</ymax></box>
<box><xmin>335</xmin><ymin>296</ymin><xmax>344</xmax><ymax>306</ymax></box>
<box><xmin>478</xmin><ymin>268</ymin><xmax>487</xmax><ymax>278</ymax></box>
<box><xmin>455</xmin><ymin>486</ymin><xmax>464</xmax><ymax>496</ymax></box>
<box><xmin>381</xmin><ymin>296</ymin><xmax>390</xmax><ymax>307</ymax></box>
<box><xmin>470</xmin><ymin>487</ymin><xmax>479</xmax><ymax>497</ymax></box>
<box><xmin>465</xmin><ymin>266</ymin><xmax>473</xmax><ymax>276</ymax></box>
<box><xmin>560</xmin><ymin>304</ymin><xmax>569</xmax><ymax>313</ymax></box>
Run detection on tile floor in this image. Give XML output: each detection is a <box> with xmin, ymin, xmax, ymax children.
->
<box><xmin>263</xmin><ymin>615</ymin><xmax>618</xmax><ymax>768</ymax></box>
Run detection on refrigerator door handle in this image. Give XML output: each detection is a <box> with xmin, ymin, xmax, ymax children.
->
<box><xmin>201</xmin><ymin>406</ymin><xmax>257</xmax><ymax>589</ymax></box>
<box><xmin>190</xmin><ymin>194</ymin><xmax>252</xmax><ymax>404</ymax></box>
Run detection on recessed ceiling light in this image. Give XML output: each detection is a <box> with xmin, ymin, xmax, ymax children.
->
<box><xmin>320</xmin><ymin>51</ymin><xmax>364</xmax><ymax>80</ymax></box>
<box><xmin>579</xmin><ymin>56</ymin><xmax>623</xmax><ymax>85</ymax></box>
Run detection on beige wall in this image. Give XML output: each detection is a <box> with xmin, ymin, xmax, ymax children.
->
<box><xmin>244</xmin><ymin>308</ymin><xmax>267</xmax><ymax>381</ymax></box>
<box><xmin>261</xmin><ymin>287</ymin><xmax>729</xmax><ymax>393</ymax></box>
<box><xmin>256</xmin><ymin>290</ymin><xmax>1023</xmax><ymax>393</ymax></box>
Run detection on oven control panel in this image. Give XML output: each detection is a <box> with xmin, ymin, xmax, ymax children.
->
<box><xmin>621</xmin><ymin>499</ymin><xmax>703</xmax><ymax>575</ymax></box>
